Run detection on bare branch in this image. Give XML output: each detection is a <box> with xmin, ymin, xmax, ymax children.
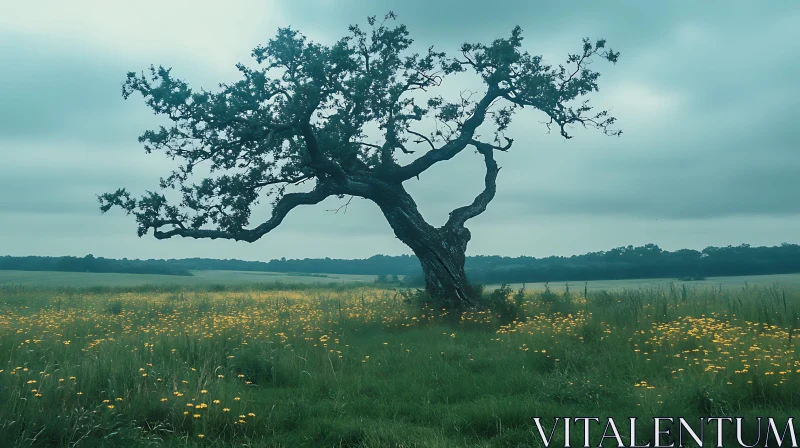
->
<box><xmin>444</xmin><ymin>142</ymin><xmax>501</xmax><ymax>229</ymax></box>
<box><xmin>326</xmin><ymin>195</ymin><xmax>355</xmax><ymax>214</ymax></box>
<box><xmin>406</xmin><ymin>129</ymin><xmax>436</xmax><ymax>151</ymax></box>
<box><xmin>356</xmin><ymin>141</ymin><xmax>383</xmax><ymax>151</ymax></box>
<box><xmin>469</xmin><ymin>137</ymin><xmax>513</xmax><ymax>152</ymax></box>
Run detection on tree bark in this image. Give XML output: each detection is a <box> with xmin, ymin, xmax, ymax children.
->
<box><xmin>375</xmin><ymin>185</ymin><xmax>474</xmax><ymax>304</ymax></box>
<box><xmin>414</xmin><ymin>228</ymin><xmax>472</xmax><ymax>304</ymax></box>
<box><xmin>379</xmin><ymin>141</ymin><xmax>500</xmax><ymax>304</ymax></box>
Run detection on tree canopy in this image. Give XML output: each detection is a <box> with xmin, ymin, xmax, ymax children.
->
<box><xmin>99</xmin><ymin>13</ymin><xmax>621</xmax><ymax>302</ymax></box>
<box><xmin>100</xmin><ymin>13</ymin><xmax>619</xmax><ymax>240</ymax></box>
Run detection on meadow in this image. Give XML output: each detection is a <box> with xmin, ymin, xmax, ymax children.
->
<box><xmin>5</xmin><ymin>269</ymin><xmax>800</xmax><ymax>291</ymax></box>
<box><xmin>0</xmin><ymin>270</ymin><xmax>376</xmax><ymax>288</ymax></box>
<box><xmin>0</xmin><ymin>275</ymin><xmax>799</xmax><ymax>447</ymax></box>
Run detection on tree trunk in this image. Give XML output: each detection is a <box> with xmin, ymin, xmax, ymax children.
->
<box><xmin>375</xmin><ymin>186</ymin><xmax>474</xmax><ymax>304</ymax></box>
<box><xmin>414</xmin><ymin>229</ymin><xmax>472</xmax><ymax>303</ymax></box>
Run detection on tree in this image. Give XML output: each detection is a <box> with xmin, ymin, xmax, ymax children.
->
<box><xmin>99</xmin><ymin>13</ymin><xmax>621</xmax><ymax>305</ymax></box>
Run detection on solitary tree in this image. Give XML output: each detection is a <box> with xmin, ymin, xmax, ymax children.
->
<box><xmin>100</xmin><ymin>13</ymin><xmax>621</xmax><ymax>304</ymax></box>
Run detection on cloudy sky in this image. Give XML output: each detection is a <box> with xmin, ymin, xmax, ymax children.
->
<box><xmin>1</xmin><ymin>0</ymin><xmax>798</xmax><ymax>261</ymax></box>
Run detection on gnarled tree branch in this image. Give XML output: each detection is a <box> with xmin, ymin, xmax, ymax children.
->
<box><xmin>394</xmin><ymin>87</ymin><xmax>500</xmax><ymax>181</ymax></box>
<box><xmin>151</xmin><ymin>183</ymin><xmax>337</xmax><ymax>242</ymax></box>
<box><xmin>298</xmin><ymin>121</ymin><xmax>348</xmax><ymax>179</ymax></box>
<box><xmin>444</xmin><ymin>138</ymin><xmax>509</xmax><ymax>230</ymax></box>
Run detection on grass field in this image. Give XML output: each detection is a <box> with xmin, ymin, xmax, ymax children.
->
<box><xmin>493</xmin><ymin>272</ymin><xmax>800</xmax><ymax>293</ymax></box>
<box><xmin>3</xmin><ymin>269</ymin><xmax>800</xmax><ymax>292</ymax></box>
<box><xmin>0</xmin><ymin>269</ymin><xmax>377</xmax><ymax>288</ymax></box>
<box><xmin>1</xmin><ymin>274</ymin><xmax>799</xmax><ymax>446</ymax></box>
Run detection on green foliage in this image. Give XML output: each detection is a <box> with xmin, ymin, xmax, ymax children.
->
<box><xmin>374</xmin><ymin>273</ymin><xmax>401</xmax><ymax>284</ymax></box>
<box><xmin>398</xmin><ymin>287</ymin><xmax>434</xmax><ymax>311</ymax></box>
<box><xmin>97</xmin><ymin>13</ymin><xmax>620</xmax><ymax>289</ymax></box>
<box><xmin>469</xmin><ymin>243</ymin><xmax>800</xmax><ymax>284</ymax></box>
<box><xmin>691</xmin><ymin>385</ymin><xmax>732</xmax><ymax>416</ymax></box>
<box><xmin>477</xmin><ymin>284</ymin><xmax>525</xmax><ymax>325</ymax></box>
<box><xmin>0</xmin><ymin>254</ymin><xmax>192</xmax><ymax>276</ymax></box>
<box><xmin>535</xmin><ymin>282</ymin><xmax>578</xmax><ymax>316</ymax></box>
<box><xmin>107</xmin><ymin>299</ymin><xmax>123</xmax><ymax>315</ymax></box>
<box><xmin>406</xmin><ymin>283</ymin><xmax>528</xmax><ymax>325</ymax></box>
<box><xmin>234</xmin><ymin>347</ymin><xmax>274</xmax><ymax>385</ymax></box>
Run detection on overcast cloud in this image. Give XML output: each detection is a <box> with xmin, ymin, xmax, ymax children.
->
<box><xmin>1</xmin><ymin>0</ymin><xmax>798</xmax><ymax>260</ymax></box>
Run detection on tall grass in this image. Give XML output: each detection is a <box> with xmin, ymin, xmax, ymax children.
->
<box><xmin>0</xmin><ymin>282</ymin><xmax>798</xmax><ymax>446</ymax></box>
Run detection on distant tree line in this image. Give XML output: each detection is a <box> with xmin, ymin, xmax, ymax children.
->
<box><xmin>464</xmin><ymin>243</ymin><xmax>800</xmax><ymax>284</ymax></box>
<box><xmin>0</xmin><ymin>254</ymin><xmax>192</xmax><ymax>276</ymax></box>
<box><xmin>2</xmin><ymin>243</ymin><xmax>800</xmax><ymax>283</ymax></box>
<box><xmin>173</xmin><ymin>254</ymin><xmax>420</xmax><ymax>276</ymax></box>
